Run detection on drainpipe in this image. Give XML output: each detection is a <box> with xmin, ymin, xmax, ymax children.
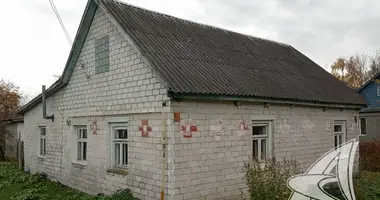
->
<box><xmin>42</xmin><ymin>85</ymin><xmax>54</xmax><ymax>121</ymax></box>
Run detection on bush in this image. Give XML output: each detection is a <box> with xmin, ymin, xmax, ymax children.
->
<box><xmin>360</xmin><ymin>141</ymin><xmax>380</xmax><ymax>172</ymax></box>
<box><xmin>243</xmin><ymin>158</ymin><xmax>300</xmax><ymax>200</ymax></box>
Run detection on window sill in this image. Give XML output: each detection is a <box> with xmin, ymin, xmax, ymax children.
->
<box><xmin>37</xmin><ymin>155</ymin><xmax>46</xmax><ymax>159</ymax></box>
<box><xmin>107</xmin><ymin>168</ymin><xmax>128</xmax><ymax>175</ymax></box>
<box><xmin>72</xmin><ymin>161</ymin><xmax>87</xmax><ymax>168</ymax></box>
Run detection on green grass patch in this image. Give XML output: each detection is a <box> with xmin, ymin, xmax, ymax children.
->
<box><xmin>0</xmin><ymin>162</ymin><xmax>138</xmax><ymax>200</ymax></box>
<box><xmin>322</xmin><ymin>171</ymin><xmax>380</xmax><ymax>200</ymax></box>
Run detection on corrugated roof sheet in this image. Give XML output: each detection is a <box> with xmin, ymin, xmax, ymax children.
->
<box><xmin>100</xmin><ymin>0</ymin><xmax>367</xmax><ymax>105</ymax></box>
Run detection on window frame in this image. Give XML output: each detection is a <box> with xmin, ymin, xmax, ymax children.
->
<box><xmin>333</xmin><ymin>121</ymin><xmax>346</xmax><ymax>148</ymax></box>
<box><xmin>76</xmin><ymin>126</ymin><xmax>87</xmax><ymax>161</ymax></box>
<box><xmin>110</xmin><ymin>123</ymin><xmax>129</xmax><ymax>169</ymax></box>
<box><xmin>95</xmin><ymin>35</ymin><xmax>110</xmax><ymax>74</ymax></box>
<box><xmin>251</xmin><ymin>121</ymin><xmax>273</xmax><ymax>161</ymax></box>
<box><xmin>39</xmin><ymin>126</ymin><xmax>46</xmax><ymax>156</ymax></box>
<box><xmin>360</xmin><ymin>118</ymin><xmax>366</xmax><ymax>135</ymax></box>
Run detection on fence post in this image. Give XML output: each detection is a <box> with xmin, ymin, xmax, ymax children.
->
<box><xmin>17</xmin><ymin>140</ymin><xmax>24</xmax><ymax>171</ymax></box>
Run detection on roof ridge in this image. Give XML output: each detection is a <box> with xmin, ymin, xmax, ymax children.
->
<box><xmin>102</xmin><ymin>0</ymin><xmax>291</xmax><ymax>48</ymax></box>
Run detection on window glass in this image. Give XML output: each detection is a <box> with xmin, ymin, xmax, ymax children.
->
<box><xmin>360</xmin><ymin>118</ymin><xmax>366</xmax><ymax>135</ymax></box>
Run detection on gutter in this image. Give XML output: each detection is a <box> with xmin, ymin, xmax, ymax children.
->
<box><xmin>169</xmin><ymin>93</ymin><xmax>366</xmax><ymax>109</ymax></box>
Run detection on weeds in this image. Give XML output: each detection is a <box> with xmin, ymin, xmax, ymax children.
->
<box><xmin>0</xmin><ymin>162</ymin><xmax>138</xmax><ymax>200</ymax></box>
<box><xmin>243</xmin><ymin>158</ymin><xmax>300</xmax><ymax>200</ymax></box>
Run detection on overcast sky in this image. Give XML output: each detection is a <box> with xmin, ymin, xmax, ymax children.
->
<box><xmin>2</xmin><ymin>0</ymin><xmax>380</xmax><ymax>98</ymax></box>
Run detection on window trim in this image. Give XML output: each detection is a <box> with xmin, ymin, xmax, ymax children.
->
<box><xmin>251</xmin><ymin>121</ymin><xmax>273</xmax><ymax>161</ymax></box>
<box><xmin>76</xmin><ymin>126</ymin><xmax>87</xmax><ymax>161</ymax></box>
<box><xmin>39</xmin><ymin>126</ymin><xmax>46</xmax><ymax>157</ymax></box>
<box><xmin>109</xmin><ymin>123</ymin><xmax>129</xmax><ymax>170</ymax></box>
<box><xmin>333</xmin><ymin>120</ymin><xmax>346</xmax><ymax>148</ymax></box>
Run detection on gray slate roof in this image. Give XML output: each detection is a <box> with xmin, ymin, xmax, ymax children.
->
<box><xmin>100</xmin><ymin>0</ymin><xmax>366</xmax><ymax>106</ymax></box>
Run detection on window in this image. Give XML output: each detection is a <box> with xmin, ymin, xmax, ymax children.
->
<box><xmin>377</xmin><ymin>86</ymin><xmax>380</xmax><ymax>96</ymax></box>
<box><xmin>76</xmin><ymin>127</ymin><xmax>87</xmax><ymax>161</ymax></box>
<box><xmin>360</xmin><ymin>118</ymin><xmax>366</xmax><ymax>135</ymax></box>
<box><xmin>111</xmin><ymin>125</ymin><xmax>128</xmax><ymax>168</ymax></box>
<box><xmin>252</xmin><ymin>121</ymin><xmax>272</xmax><ymax>161</ymax></box>
<box><xmin>95</xmin><ymin>35</ymin><xmax>109</xmax><ymax>74</ymax></box>
<box><xmin>39</xmin><ymin>126</ymin><xmax>46</xmax><ymax>156</ymax></box>
<box><xmin>334</xmin><ymin>121</ymin><xmax>346</xmax><ymax>148</ymax></box>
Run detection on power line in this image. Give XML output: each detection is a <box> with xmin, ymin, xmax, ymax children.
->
<box><xmin>49</xmin><ymin>0</ymin><xmax>72</xmax><ymax>45</ymax></box>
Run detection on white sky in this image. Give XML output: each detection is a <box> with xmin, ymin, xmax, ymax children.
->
<box><xmin>2</xmin><ymin>0</ymin><xmax>380</xmax><ymax>98</ymax></box>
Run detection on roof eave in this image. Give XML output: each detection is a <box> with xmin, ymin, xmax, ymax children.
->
<box><xmin>18</xmin><ymin>0</ymin><xmax>98</xmax><ymax>115</ymax></box>
<box><xmin>168</xmin><ymin>92</ymin><xmax>366</xmax><ymax>109</ymax></box>
<box><xmin>357</xmin><ymin>73</ymin><xmax>380</xmax><ymax>93</ymax></box>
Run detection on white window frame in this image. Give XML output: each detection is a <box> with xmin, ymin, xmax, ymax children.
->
<box><xmin>251</xmin><ymin>121</ymin><xmax>273</xmax><ymax>161</ymax></box>
<box><xmin>334</xmin><ymin>121</ymin><xmax>346</xmax><ymax>148</ymax></box>
<box><xmin>360</xmin><ymin>118</ymin><xmax>366</xmax><ymax>135</ymax></box>
<box><xmin>110</xmin><ymin>123</ymin><xmax>129</xmax><ymax>169</ymax></box>
<box><xmin>39</xmin><ymin>126</ymin><xmax>46</xmax><ymax>156</ymax></box>
<box><xmin>76</xmin><ymin>126</ymin><xmax>87</xmax><ymax>161</ymax></box>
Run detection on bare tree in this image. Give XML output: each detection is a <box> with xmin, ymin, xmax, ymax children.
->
<box><xmin>367</xmin><ymin>49</ymin><xmax>380</xmax><ymax>78</ymax></box>
<box><xmin>345</xmin><ymin>53</ymin><xmax>368</xmax><ymax>88</ymax></box>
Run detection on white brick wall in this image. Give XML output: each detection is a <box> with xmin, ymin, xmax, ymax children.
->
<box><xmin>170</xmin><ymin>100</ymin><xmax>359</xmax><ymax>200</ymax></box>
<box><xmin>23</xmin><ymin>7</ymin><xmax>170</xmax><ymax>200</ymax></box>
<box><xmin>21</xmin><ymin>5</ymin><xmax>361</xmax><ymax>200</ymax></box>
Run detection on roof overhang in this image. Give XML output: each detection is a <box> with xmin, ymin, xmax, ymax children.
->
<box><xmin>357</xmin><ymin>73</ymin><xmax>380</xmax><ymax>93</ymax></box>
<box><xmin>18</xmin><ymin>0</ymin><xmax>98</xmax><ymax>115</ymax></box>
<box><xmin>169</xmin><ymin>92</ymin><xmax>365</xmax><ymax>109</ymax></box>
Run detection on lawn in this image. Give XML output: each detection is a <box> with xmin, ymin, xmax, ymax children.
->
<box><xmin>0</xmin><ymin>162</ymin><xmax>137</xmax><ymax>200</ymax></box>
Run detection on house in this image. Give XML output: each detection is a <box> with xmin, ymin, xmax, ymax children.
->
<box><xmin>18</xmin><ymin>0</ymin><xmax>366</xmax><ymax>199</ymax></box>
<box><xmin>357</xmin><ymin>73</ymin><xmax>380</xmax><ymax>142</ymax></box>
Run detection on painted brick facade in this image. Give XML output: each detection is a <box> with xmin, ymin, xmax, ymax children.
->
<box><xmin>170</xmin><ymin>100</ymin><xmax>359</xmax><ymax>200</ymax></box>
<box><xmin>20</xmin><ymin>5</ymin><xmax>361</xmax><ymax>200</ymax></box>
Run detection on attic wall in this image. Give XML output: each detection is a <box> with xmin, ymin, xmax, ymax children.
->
<box><xmin>22</xmin><ymin>7</ymin><xmax>171</xmax><ymax>200</ymax></box>
<box><xmin>359</xmin><ymin>80</ymin><xmax>380</xmax><ymax>108</ymax></box>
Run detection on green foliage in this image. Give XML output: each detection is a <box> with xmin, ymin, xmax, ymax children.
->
<box><xmin>95</xmin><ymin>189</ymin><xmax>138</xmax><ymax>200</ymax></box>
<box><xmin>0</xmin><ymin>162</ymin><xmax>138</xmax><ymax>200</ymax></box>
<box><xmin>243</xmin><ymin>158</ymin><xmax>300</xmax><ymax>200</ymax></box>
<box><xmin>360</xmin><ymin>141</ymin><xmax>380</xmax><ymax>172</ymax></box>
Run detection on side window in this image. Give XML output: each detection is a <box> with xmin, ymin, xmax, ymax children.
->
<box><xmin>334</xmin><ymin>121</ymin><xmax>346</xmax><ymax>148</ymax></box>
<box><xmin>39</xmin><ymin>126</ymin><xmax>46</xmax><ymax>156</ymax></box>
<box><xmin>110</xmin><ymin>124</ymin><xmax>128</xmax><ymax>169</ymax></box>
<box><xmin>377</xmin><ymin>86</ymin><xmax>380</xmax><ymax>96</ymax></box>
<box><xmin>252</xmin><ymin>121</ymin><xmax>272</xmax><ymax>161</ymax></box>
<box><xmin>360</xmin><ymin>118</ymin><xmax>366</xmax><ymax>135</ymax></box>
<box><xmin>76</xmin><ymin>126</ymin><xmax>87</xmax><ymax>161</ymax></box>
<box><xmin>95</xmin><ymin>35</ymin><xmax>109</xmax><ymax>74</ymax></box>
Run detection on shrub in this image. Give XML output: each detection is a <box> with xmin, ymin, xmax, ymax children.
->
<box><xmin>243</xmin><ymin>158</ymin><xmax>300</xmax><ymax>200</ymax></box>
<box><xmin>360</xmin><ymin>141</ymin><xmax>380</xmax><ymax>172</ymax></box>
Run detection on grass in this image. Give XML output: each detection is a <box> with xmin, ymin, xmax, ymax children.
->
<box><xmin>0</xmin><ymin>162</ymin><xmax>138</xmax><ymax>200</ymax></box>
<box><xmin>322</xmin><ymin>171</ymin><xmax>380</xmax><ymax>200</ymax></box>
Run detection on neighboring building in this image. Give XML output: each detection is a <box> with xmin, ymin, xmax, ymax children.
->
<box><xmin>357</xmin><ymin>73</ymin><xmax>380</xmax><ymax>142</ymax></box>
<box><xmin>1</xmin><ymin>116</ymin><xmax>24</xmax><ymax>160</ymax></box>
<box><xmin>18</xmin><ymin>0</ymin><xmax>366</xmax><ymax>199</ymax></box>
